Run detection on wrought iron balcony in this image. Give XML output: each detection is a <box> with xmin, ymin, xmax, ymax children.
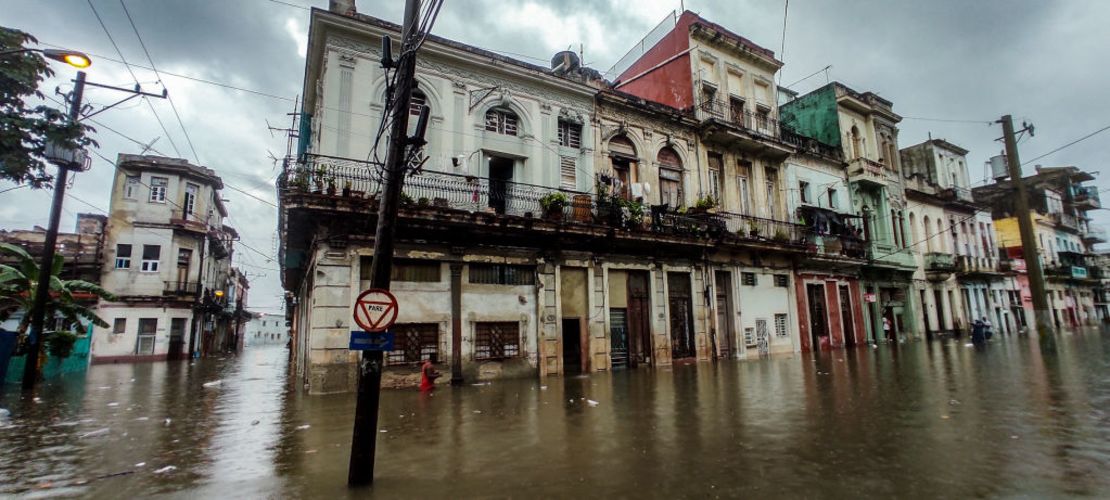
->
<box><xmin>955</xmin><ymin>255</ymin><xmax>1003</xmax><ymax>276</ymax></box>
<box><xmin>1071</xmin><ymin>186</ymin><xmax>1101</xmax><ymax>209</ymax></box>
<box><xmin>847</xmin><ymin>157</ymin><xmax>887</xmax><ymax>186</ymax></box>
<box><xmin>697</xmin><ymin>98</ymin><xmax>782</xmax><ymax>139</ymax></box>
<box><xmin>925</xmin><ymin>252</ymin><xmax>956</xmax><ymax>272</ymax></box>
<box><xmin>164</xmin><ymin>281</ymin><xmax>200</xmax><ymax>296</ymax></box>
<box><xmin>781</xmin><ymin>128</ymin><xmax>842</xmax><ymax>160</ymax></box>
<box><xmin>1050</xmin><ymin>212</ymin><xmax>1078</xmax><ymax>230</ymax></box>
<box><xmin>937</xmin><ymin>186</ymin><xmax>974</xmax><ymax>204</ymax></box>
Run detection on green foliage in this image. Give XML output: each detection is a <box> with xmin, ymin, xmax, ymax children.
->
<box><xmin>0</xmin><ymin>243</ymin><xmax>116</xmax><ymax>346</ymax></box>
<box><xmin>539</xmin><ymin>192</ymin><xmax>568</xmax><ymax>212</ymax></box>
<box><xmin>0</xmin><ymin>28</ymin><xmax>97</xmax><ymax>188</ymax></box>
<box><xmin>695</xmin><ymin>196</ymin><xmax>718</xmax><ymax>209</ymax></box>
<box><xmin>44</xmin><ymin>330</ymin><xmax>78</xmax><ymax>358</ymax></box>
<box><xmin>772</xmin><ymin>229</ymin><xmax>790</xmax><ymax>241</ymax></box>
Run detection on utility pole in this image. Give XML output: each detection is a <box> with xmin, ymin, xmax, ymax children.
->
<box><xmin>999</xmin><ymin>114</ymin><xmax>1055</xmax><ymax>349</ymax></box>
<box><xmin>348</xmin><ymin>0</ymin><xmax>424</xmax><ymax>487</ymax></box>
<box><xmin>22</xmin><ymin>71</ymin><xmax>85</xmax><ymax>390</ymax></box>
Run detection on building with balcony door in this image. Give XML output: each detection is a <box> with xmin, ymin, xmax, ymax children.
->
<box><xmin>92</xmin><ymin>154</ymin><xmax>246</xmax><ymax>363</ymax></box>
<box><xmin>781</xmin><ymin>82</ymin><xmax>918</xmax><ymax>343</ymax></box>
<box><xmin>974</xmin><ymin>165</ymin><xmax>1103</xmax><ymax>329</ymax></box>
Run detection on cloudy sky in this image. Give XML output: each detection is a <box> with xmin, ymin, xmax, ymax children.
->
<box><xmin>3</xmin><ymin>0</ymin><xmax>1108</xmax><ymax>313</ymax></box>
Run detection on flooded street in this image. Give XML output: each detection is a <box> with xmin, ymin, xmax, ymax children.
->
<box><xmin>3</xmin><ymin>330</ymin><xmax>1110</xmax><ymax>498</ymax></box>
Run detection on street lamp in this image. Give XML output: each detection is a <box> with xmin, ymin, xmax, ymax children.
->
<box><xmin>6</xmin><ymin>48</ymin><xmax>92</xmax><ymax>390</ymax></box>
<box><xmin>0</xmin><ymin>48</ymin><xmax>92</xmax><ymax>68</ymax></box>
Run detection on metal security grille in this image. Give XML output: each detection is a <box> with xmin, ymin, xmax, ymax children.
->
<box><xmin>387</xmin><ymin>323</ymin><xmax>439</xmax><ymax>365</ymax></box>
<box><xmin>557</xmin><ymin>121</ymin><xmax>581</xmax><ymax>148</ymax></box>
<box><xmin>741</xmin><ymin>272</ymin><xmax>757</xmax><ymax>286</ymax></box>
<box><xmin>755</xmin><ymin>319</ymin><xmax>770</xmax><ymax>355</ymax></box>
<box><xmin>485</xmin><ymin>109</ymin><xmax>518</xmax><ymax>135</ymax></box>
<box><xmin>474</xmin><ymin>322</ymin><xmax>520</xmax><ymax>360</ymax></box>
<box><xmin>774</xmin><ymin>313</ymin><xmax>788</xmax><ymax>337</ymax></box>
<box><xmin>774</xmin><ymin>274</ymin><xmax>788</xmax><ymax>287</ymax></box>
<box><xmin>469</xmin><ymin>264</ymin><xmax>535</xmax><ymax>285</ymax></box>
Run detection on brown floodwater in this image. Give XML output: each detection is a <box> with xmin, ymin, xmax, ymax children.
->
<box><xmin>2</xmin><ymin>328</ymin><xmax>1109</xmax><ymax>498</ymax></box>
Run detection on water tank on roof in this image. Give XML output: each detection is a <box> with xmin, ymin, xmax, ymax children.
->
<box><xmin>551</xmin><ymin>51</ymin><xmax>580</xmax><ymax>73</ymax></box>
<box><xmin>990</xmin><ymin>154</ymin><xmax>1008</xmax><ymax>180</ymax></box>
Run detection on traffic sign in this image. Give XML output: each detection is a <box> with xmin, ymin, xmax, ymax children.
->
<box><xmin>353</xmin><ymin>288</ymin><xmax>399</xmax><ymax>332</ymax></box>
<box><xmin>349</xmin><ymin>331</ymin><xmax>395</xmax><ymax>351</ymax></box>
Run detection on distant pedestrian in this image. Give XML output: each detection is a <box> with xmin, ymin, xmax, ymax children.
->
<box><xmin>882</xmin><ymin>316</ymin><xmax>891</xmax><ymax>341</ymax></box>
<box><xmin>982</xmin><ymin>316</ymin><xmax>993</xmax><ymax>340</ymax></box>
<box><xmin>971</xmin><ymin>318</ymin><xmax>985</xmax><ymax>344</ymax></box>
<box><xmin>420</xmin><ymin>354</ymin><xmax>441</xmax><ymax>392</ymax></box>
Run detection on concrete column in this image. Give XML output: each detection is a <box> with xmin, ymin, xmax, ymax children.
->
<box><xmin>450</xmin><ymin>263</ymin><xmax>463</xmax><ymax>384</ymax></box>
<box><xmin>868</xmin><ymin>285</ymin><xmax>882</xmax><ymax>343</ymax></box>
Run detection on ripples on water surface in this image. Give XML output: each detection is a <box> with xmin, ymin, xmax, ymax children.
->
<box><xmin>1</xmin><ymin>330</ymin><xmax>1109</xmax><ymax>498</ymax></box>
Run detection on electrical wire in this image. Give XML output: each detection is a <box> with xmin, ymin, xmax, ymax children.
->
<box><xmin>119</xmin><ymin>0</ymin><xmax>201</xmax><ymax>164</ymax></box>
<box><xmin>85</xmin><ymin>0</ymin><xmax>182</xmax><ymax>158</ymax></box>
<box><xmin>1021</xmin><ymin>124</ymin><xmax>1110</xmax><ymax>167</ymax></box>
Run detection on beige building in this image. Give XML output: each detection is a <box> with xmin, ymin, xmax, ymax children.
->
<box><xmin>93</xmin><ymin>154</ymin><xmax>245</xmax><ymax>363</ymax></box>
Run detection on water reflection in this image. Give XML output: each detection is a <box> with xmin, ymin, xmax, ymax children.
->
<box><xmin>1</xmin><ymin>330</ymin><xmax>1109</xmax><ymax>498</ymax></box>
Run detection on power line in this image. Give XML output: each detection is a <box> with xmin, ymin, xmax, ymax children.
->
<box><xmin>1021</xmin><ymin>124</ymin><xmax>1110</xmax><ymax>167</ymax></box>
<box><xmin>85</xmin><ymin>0</ymin><xmax>182</xmax><ymax>157</ymax></box>
<box><xmin>119</xmin><ymin>0</ymin><xmax>201</xmax><ymax>164</ymax></box>
<box><xmin>901</xmin><ymin>116</ymin><xmax>994</xmax><ymax>125</ymax></box>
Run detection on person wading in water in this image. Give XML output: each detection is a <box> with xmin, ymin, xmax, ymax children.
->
<box><xmin>420</xmin><ymin>354</ymin><xmax>441</xmax><ymax>392</ymax></box>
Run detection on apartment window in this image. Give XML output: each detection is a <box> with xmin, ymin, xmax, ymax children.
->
<box><xmin>744</xmin><ymin>327</ymin><xmax>756</xmax><ymax>346</ymax></box>
<box><xmin>484</xmin><ymin>108</ymin><xmax>518</xmax><ymax>136</ymax></box>
<box><xmin>737</xmin><ymin>160</ymin><xmax>752</xmax><ymax>215</ymax></box>
<box><xmin>124</xmin><ymin>175</ymin><xmax>140</xmax><ymax>199</ymax></box>
<box><xmin>177</xmin><ymin>248</ymin><xmax>192</xmax><ymax>266</ymax></box>
<box><xmin>560</xmin><ymin>156</ymin><xmax>577</xmax><ymax>191</ymax></box>
<box><xmin>387</xmin><ymin>323</ymin><xmax>439</xmax><ymax>365</ymax></box>
<box><xmin>658</xmin><ymin>147</ymin><xmax>684</xmax><ymax>207</ymax></box>
<box><xmin>557</xmin><ymin>120</ymin><xmax>581</xmax><ymax>148</ymax></box>
<box><xmin>707</xmin><ymin>153</ymin><xmax>723</xmax><ymax>202</ymax></box>
<box><xmin>469</xmin><ymin>264</ymin><xmax>534</xmax><ymax>285</ymax></box>
<box><xmin>115</xmin><ymin>244</ymin><xmax>132</xmax><ymax>269</ymax></box>
<box><xmin>729</xmin><ymin>96</ymin><xmax>745</xmax><ymax>122</ymax></box>
<box><xmin>474</xmin><ymin>321</ymin><xmax>520</xmax><ymax>360</ymax></box>
<box><xmin>141</xmin><ymin>245</ymin><xmax>161</xmax><ymax>272</ymax></box>
<box><xmin>112</xmin><ymin>318</ymin><xmax>126</xmax><ymax>334</ymax></box>
<box><xmin>408</xmin><ymin>89</ymin><xmax>427</xmax><ymax>116</ymax></box>
<box><xmin>183</xmin><ymin>183</ymin><xmax>199</xmax><ymax>216</ymax></box>
<box><xmin>774</xmin><ymin>313</ymin><xmax>788</xmax><ymax>338</ymax></box>
<box><xmin>828</xmin><ymin>188</ymin><xmax>839</xmax><ymax>210</ymax></box>
<box><xmin>149</xmin><ymin>177</ymin><xmax>168</xmax><ymax>203</ymax></box>
<box><xmin>764</xmin><ymin>167</ymin><xmax>779</xmax><ymax>219</ymax></box>
<box><xmin>701</xmin><ymin>83</ymin><xmax>718</xmax><ymax>105</ymax></box>
<box><xmin>799</xmin><ymin>180</ymin><xmax>811</xmax><ymax>204</ymax></box>
<box><xmin>774</xmin><ymin>275</ymin><xmax>788</xmax><ymax>287</ymax></box>
<box><xmin>755</xmin><ymin>106</ymin><xmax>771</xmax><ymax>131</ymax></box>
<box><xmin>741</xmin><ymin>272</ymin><xmax>757</xmax><ymax>286</ymax></box>
<box><xmin>137</xmin><ymin>318</ymin><xmax>157</xmax><ymax>355</ymax></box>
<box><xmin>387</xmin><ymin>259</ymin><xmax>441</xmax><ymax>282</ymax></box>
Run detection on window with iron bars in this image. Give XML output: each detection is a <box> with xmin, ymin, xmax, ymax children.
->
<box><xmin>469</xmin><ymin>264</ymin><xmax>535</xmax><ymax>285</ymax></box>
<box><xmin>386</xmin><ymin>323</ymin><xmax>439</xmax><ymax>365</ymax></box>
<box><xmin>474</xmin><ymin>321</ymin><xmax>520</xmax><ymax>360</ymax></box>
<box><xmin>485</xmin><ymin>108</ymin><xmax>518</xmax><ymax>136</ymax></box>
<box><xmin>557</xmin><ymin>120</ymin><xmax>581</xmax><ymax>148</ymax></box>
<box><xmin>741</xmin><ymin>272</ymin><xmax>757</xmax><ymax>286</ymax></box>
<box><xmin>774</xmin><ymin>313</ymin><xmax>788</xmax><ymax>337</ymax></box>
<box><xmin>774</xmin><ymin>274</ymin><xmax>788</xmax><ymax>287</ymax></box>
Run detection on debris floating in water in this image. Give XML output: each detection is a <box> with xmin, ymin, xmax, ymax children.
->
<box><xmin>586</xmin><ymin>400</ymin><xmax>599</xmax><ymax>407</ymax></box>
<box><xmin>296</xmin><ymin>424</ymin><xmax>311</xmax><ymax>430</ymax></box>
<box><xmin>80</xmin><ymin>428</ymin><xmax>110</xmax><ymax>438</ymax></box>
<box><xmin>202</xmin><ymin>380</ymin><xmax>222</xmax><ymax>388</ymax></box>
<box><xmin>152</xmin><ymin>465</ymin><xmax>176</xmax><ymax>474</ymax></box>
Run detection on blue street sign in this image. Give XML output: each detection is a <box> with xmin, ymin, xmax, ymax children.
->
<box><xmin>349</xmin><ymin>330</ymin><xmax>395</xmax><ymax>351</ymax></box>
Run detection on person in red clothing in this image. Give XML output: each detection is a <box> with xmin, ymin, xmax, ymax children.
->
<box><xmin>419</xmin><ymin>354</ymin><xmax>441</xmax><ymax>392</ymax></box>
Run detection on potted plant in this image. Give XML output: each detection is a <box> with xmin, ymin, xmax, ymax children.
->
<box><xmin>291</xmin><ymin>172</ymin><xmax>310</xmax><ymax>192</ymax></box>
<box><xmin>400</xmin><ymin>192</ymin><xmax>415</xmax><ymax>207</ymax></box>
<box><xmin>417</xmin><ymin>197</ymin><xmax>430</xmax><ymax>208</ymax></box>
<box><xmin>748</xmin><ymin>220</ymin><xmax>761</xmax><ymax>238</ymax></box>
<box><xmin>689</xmin><ymin>196</ymin><xmax>718</xmax><ymax>215</ymax></box>
<box><xmin>342</xmin><ymin>180</ymin><xmax>352</xmax><ymax>197</ymax></box>
<box><xmin>539</xmin><ymin>192</ymin><xmax>568</xmax><ymax>221</ymax></box>
<box><xmin>433</xmin><ymin>197</ymin><xmax>450</xmax><ymax>208</ymax></box>
<box><xmin>313</xmin><ymin>166</ymin><xmax>327</xmax><ymax>193</ymax></box>
<box><xmin>325</xmin><ymin>176</ymin><xmax>337</xmax><ymax>196</ymax></box>
<box><xmin>623</xmin><ymin>199</ymin><xmax>645</xmax><ymax>229</ymax></box>
<box><xmin>772</xmin><ymin>229</ymin><xmax>790</xmax><ymax>242</ymax></box>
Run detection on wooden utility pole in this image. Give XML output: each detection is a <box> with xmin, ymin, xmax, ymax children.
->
<box><xmin>999</xmin><ymin>114</ymin><xmax>1055</xmax><ymax>349</ymax></box>
<box><xmin>348</xmin><ymin>0</ymin><xmax>422</xmax><ymax>487</ymax></box>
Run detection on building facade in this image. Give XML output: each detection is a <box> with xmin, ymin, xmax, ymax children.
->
<box><xmin>92</xmin><ymin>154</ymin><xmax>246</xmax><ymax>363</ymax></box>
<box><xmin>245</xmin><ymin>312</ymin><xmax>288</xmax><ymax>346</ymax></box>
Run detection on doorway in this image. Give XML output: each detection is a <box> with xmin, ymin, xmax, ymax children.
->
<box><xmin>714</xmin><ymin>271</ymin><xmax>735</xmax><ymax>359</ymax></box>
<box><xmin>840</xmin><ymin>285</ymin><xmax>855</xmax><ymax>347</ymax></box>
<box><xmin>168</xmin><ymin>317</ymin><xmax>186</xmax><ymax>360</ymax></box>
<box><xmin>807</xmin><ymin>284</ymin><xmax>829</xmax><ymax>350</ymax></box>
<box><xmin>920</xmin><ymin>289</ymin><xmax>931</xmax><ymax>339</ymax></box>
<box><xmin>667</xmin><ymin>272</ymin><xmax>695</xmax><ymax>359</ymax></box>
<box><xmin>934</xmin><ymin>289</ymin><xmax>946</xmax><ymax>333</ymax></box>
<box><xmin>562</xmin><ymin>318</ymin><xmax>583</xmax><ymax>374</ymax></box>
<box><xmin>627</xmin><ymin>271</ymin><xmax>652</xmax><ymax>367</ymax></box>
<box><xmin>488</xmin><ymin>157</ymin><xmax>514</xmax><ymax>214</ymax></box>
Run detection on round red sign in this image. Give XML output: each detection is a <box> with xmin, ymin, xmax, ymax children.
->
<box><xmin>352</xmin><ymin>288</ymin><xmax>399</xmax><ymax>332</ymax></box>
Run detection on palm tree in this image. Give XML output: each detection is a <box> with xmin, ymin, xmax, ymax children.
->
<box><xmin>0</xmin><ymin>242</ymin><xmax>116</xmax><ymax>362</ymax></box>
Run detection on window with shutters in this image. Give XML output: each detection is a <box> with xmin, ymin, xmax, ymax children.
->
<box><xmin>707</xmin><ymin>153</ymin><xmax>722</xmax><ymax>202</ymax></box>
<box><xmin>774</xmin><ymin>313</ymin><xmax>788</xmax><ymax>337</ymax></box>
<box><xmin>149</xmin><ymin>177</ymin><xmax>167</xmax><ymax>203</ymax></box>
<box><xmin>183</xmin><ymin>183</ymin><xmax>199</xmax><ymax>216</ymax></box>
<box><xmin>657</xmin><ymin>147</ymin><xmax>683</xmax><ymax>207</ymax></box>
<box><xmin>774</xmin><ymin>274</ymin><xmax>788</xmax><ymax>287</ymax></box>
<box><xmin>560</xmin><ymin>156</ymin><xmax>576</xmax><ymax>190</ymax></box>
<box><xmin>741</xmin><ymin>272</ymin><xmax>757</xmax><ymax>286</ymax></box>
<box><xmin>115</xmin><ymin>244</ymin><xmax>132</xmax><ymax>269</ymax></box>
<box><xmin>387</xmin><ymin>323</ymin><xmax>439</xmax><ymax>365</ymax></box>
<box><xmin>799</xmin><ymin>180</ymin><xmax>811</xmax><ymax>204</ymax></box>
<box><xmin>485</xmin><ymin>108</ymin><xmax>518</xmax><ymax>136</ymax></box>
<box><xmin>137</xmin><ymin>318</ymin><xmax>157</xmax><ymax>355</ymax></box>
<box><xmin>469</xmin><ymin>264</ymin><xmax>534</xmax><ymax>285</ymax></box>
<box><xmin>557</xmin><ymin>120</ymin><xmax>581</xmax><ymax>148</ymax></box>
<box><xmin>141</xmin><ymin>245</ymin><xmax>161</xmax><ymax>272</ymax></box>
<box><xmin>737</xmin><ymin>160</ymin><xmax>752</xmax><ymax>215</ymax></box>
<box><xmin>744</xmin><ymin>327</ymin><xmax>756</xmax><ymax>346</ymax></box>
<box><xmin>124</xmin><ymin>175</ymin><xmax>140</xmax><ymax>199</ymax></box>
<box><xmin>113</xmin><ymin>318</ymin><xmax>126</xmax><ymax>334</ymax></box>
<box><xmin>474</xmin><ymin>321</ymin><xmax>520</xmax><ymax>360</ymax></box>
<box><xmin>360</xmin><ymin>258</ymin><xmax>440</xmax><ymax>282</ymax></box>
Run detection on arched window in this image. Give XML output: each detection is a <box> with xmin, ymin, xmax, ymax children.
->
<box><xmin>657</xmin><ymin>147</ymin><xmax>683</xmax><ymax>207</ymax></box>
<box><xmin>485</xmin><ymin>108</ymin><xmax>519</xmax><ymax>136</ymax></box>
<box><xmin>910</xmin><ymin>213</ymin><xmax>918</xmax><ymax>249</ymax></box>
<box><xmin>921</xmin><ymin>215</ymin><xmax>930</xmax><ymax>252</ymax></box>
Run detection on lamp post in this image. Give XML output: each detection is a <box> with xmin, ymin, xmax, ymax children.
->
<box><xmin>5</xmin><ymin>48</ymin><xmax>92</xmax><ymax>390</ymax></box>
